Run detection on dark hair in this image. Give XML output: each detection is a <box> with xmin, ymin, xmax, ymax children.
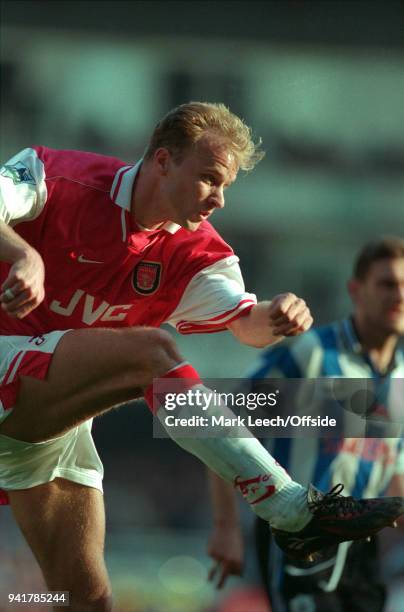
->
<box><xmin>353</xmin><ymin>236</ymin><xmax>404</xmax><ymax>280</ymax></box>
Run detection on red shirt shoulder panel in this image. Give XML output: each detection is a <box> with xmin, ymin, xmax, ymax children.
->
<box><xmin>32</xmin><ymin>146</ymin><xmax>127</xmax><ymax>194</ymax></box>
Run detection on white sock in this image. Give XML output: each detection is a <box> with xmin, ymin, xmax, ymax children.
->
<box><xmin>157</xmin><ymin>384</ymin><xmax>312</xmax><ymax>531</ymax></box>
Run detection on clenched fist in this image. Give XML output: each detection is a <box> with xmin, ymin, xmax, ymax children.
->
<box><xmin>0</xmin><ymin>248</ymin><xmax>45</xmax><ymax>319</ymax></box>
<box><xmin>269</xmin><ymin>292</ymin><xmax>313</xmax><ymax>337</ymax></box>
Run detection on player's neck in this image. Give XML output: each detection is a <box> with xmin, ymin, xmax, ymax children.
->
<box><xmin>353</xmin><ymin>315</ymin><xmax>398</xmax><ymax>373</ymax></box>
<box><xmin>130</xmin><ymin>163</ymin><xmax>169</xmax><ymax>230</ymax></box>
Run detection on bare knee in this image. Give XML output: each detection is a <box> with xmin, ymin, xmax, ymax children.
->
<box><xmin>45</xmin><ymin>563</ymin><xmax>112</xmax><ymax>612</ymax></box>
<box><xmin>67</xmin><ymin>591</ymin><xmax>113</xmax><ymax>612</ymax></box>
<box><xmin>126</xmin><ymin>327</ymin><xmax>182</xmax><ymax>384</ymax></box>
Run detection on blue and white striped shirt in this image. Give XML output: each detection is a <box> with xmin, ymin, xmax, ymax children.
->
<box><xmin>247</xmin><ymin>318</ymin><xmax>404</xmax><ymax>498</ymax></box>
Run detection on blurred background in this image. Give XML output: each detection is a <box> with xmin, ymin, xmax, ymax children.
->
<box><xmin>1</xmin><ymin>1</ymin><xmax>403</xmax><ymax>611</ymax></box>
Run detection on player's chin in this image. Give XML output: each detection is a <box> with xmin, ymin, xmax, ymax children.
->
<box><xmin>182</xmin><ymin>219</ymin><xmax>202</xmax><ymax>232</ymax></box>
<box><xmin>387</xmin><ymin>321</ymin><xmax>404</xmax><ymax>335</ymax></box>
<box><xmin>383</xmin><ymin>313</ymin><xmax>404</xmax><ymax>334</ymax></box>
<box><xmin>378</xmin><ymin>322</ymin><xmax>404</xmax><ymax>337</ymax></box>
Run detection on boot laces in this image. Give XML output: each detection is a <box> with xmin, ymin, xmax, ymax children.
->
<box><xmin>310</xmin><ymin>484</ymin><xmax>361</xmax><ymax>517</ymax></box>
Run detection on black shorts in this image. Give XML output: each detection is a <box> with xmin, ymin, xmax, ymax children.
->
<box><xmin>255</xmin><ymin>517</ymin><xmax>386</xmax><ymax>612</ymax></box>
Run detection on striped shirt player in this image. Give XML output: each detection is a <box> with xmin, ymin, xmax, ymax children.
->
<box><xmin>0</xmin><ymin>146</ymin><xmax>257</xmax><ymax>503</ymax></box>
<box><xmin>251</xmin><ymin>317</ymin><xmax>404</xmax><ymax>611</ymax></box>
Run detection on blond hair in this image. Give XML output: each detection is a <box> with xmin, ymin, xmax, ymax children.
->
<box><xmin>144</xmin><ymin>102</ymin><xmax>265</xmax><ymax>171</ymax></box>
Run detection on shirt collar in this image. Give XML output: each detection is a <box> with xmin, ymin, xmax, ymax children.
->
<box><xmin>110</xmin><ymin>159</ymin><xmax>181</xmax><ymax>235</ymax></box>
<box><xmin>341</xmin><ymin>316</ymin><xmax>403</xmax><ymax>372</ymax></box>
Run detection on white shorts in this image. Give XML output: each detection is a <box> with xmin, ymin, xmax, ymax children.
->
<box><xmin>0</xmin><ymin>420</ymin><xmax>104</xmax><ymax>496</ymax></box>
<box><xmin>0</xmin><ymin>331</ymin><xmax>69</xmax><ymax>422</ymax></box>
<box><xmin>0</xmin><ymin>331</ymin><xmax>104</xmax><ymax>503</ymax></box>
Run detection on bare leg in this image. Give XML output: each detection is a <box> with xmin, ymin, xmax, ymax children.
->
<box><xmin>0</xmin><ymin>325</ymin><xmax>307</xmax><ymax>533</ymax></box>
<box><xmin>1</xmin><ymin>327</ymin><xmax>180</xmax><ymax>608</ymax></box>
<box><xmin>8</xmin><ymin>478</ymin><xmax>112</xmax><ymax>612</ymax></box>
<box><xmin>0</xmin><ymin>326</ymin><xmax>181</xmax><ymax>442</ymax></box>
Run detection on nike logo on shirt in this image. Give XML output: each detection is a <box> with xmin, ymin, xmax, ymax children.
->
<box><xmin>77</xmin><ymin>255</ymin><xmax>104</xmax><ymax>264</ymax></box>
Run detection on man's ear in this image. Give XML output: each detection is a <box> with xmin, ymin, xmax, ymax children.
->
<box><xmin>153</xmin><ymin>148</ymin><xmax>171</xmax><ymax>176</ymax></box>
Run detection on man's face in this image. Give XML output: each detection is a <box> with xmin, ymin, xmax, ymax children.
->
<box><xmin>350</xmin><ymin>257</ymin><xmax>404</xmax><ymax>336</ymax></box>
<box><xmin>159</xmin><ymin>133</ymin><xmax>238</xmax><ymax>231</ymax></box>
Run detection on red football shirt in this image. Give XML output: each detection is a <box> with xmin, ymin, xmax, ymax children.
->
<box><xmin>0</xmin><ymin>147</ymin><xmax>258</xmax><ymax>505</ymax></box>
<box><xmin>0</xmin><ymin>147</ymin><xmax>256</xmax><ymax>336</ymax></box>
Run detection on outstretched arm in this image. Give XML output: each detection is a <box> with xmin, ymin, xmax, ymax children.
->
<box><xmin>228</xmin><ymin>293</ymin><xmax>313</xmax><ymax>348</ymax></box>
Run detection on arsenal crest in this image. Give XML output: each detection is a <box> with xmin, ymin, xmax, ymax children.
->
<box><xmin>133</xmin><ymin>261</ymin><xmax>162</xmax><ymax>295</ymax></box>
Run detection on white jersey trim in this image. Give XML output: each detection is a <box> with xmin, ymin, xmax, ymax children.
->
<box><xmin>110</xmin><ymin>164</ymin><xmax>137</xmax><ymax>209</ymax></box>
<box><xmin>0</xmin><ymin>148</ymin><xmax>47</xmax><ymax>225</ymax></box>
<box><xmin>111</xmin><ymin>159</ymin><xmax>181</xmax><ymax>235</ymax></box>
<box><xmin>166</xmin><ymin>256</ymin><xmax>257</xmax><ymax>334</ymax></box>
<box><xmin>120</xmin><ymin>208</ymin><xmax>127</xmax><ymax>242</ymax></box>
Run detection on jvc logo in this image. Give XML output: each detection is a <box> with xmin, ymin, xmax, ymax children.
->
<box><xmin>50</xmin><ymin>289</ymin><xmax>132</xmax><ymax>325</ymax></box>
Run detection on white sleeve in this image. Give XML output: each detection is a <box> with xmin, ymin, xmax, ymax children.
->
<box><xmin>0</xmin><ymin>148</ymin><xmax>47</xmax><ymax>225</ymax></box>
<box><xmin>166</xmin><ymin>256</ymin><xmax>257</xmax><ymax>334</ymax></box>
